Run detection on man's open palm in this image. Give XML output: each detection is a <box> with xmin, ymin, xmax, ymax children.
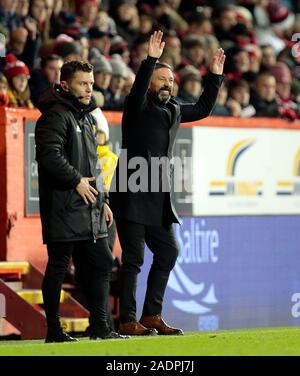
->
<box><xmin>148</xmin><ymin>30</ymin><xmax>165</xmax><ymax>59</ymax></box>
<box><xmin>209</xmin><ymin>48</ymin><xmax>226</xmax><ymax>75</ymax></box>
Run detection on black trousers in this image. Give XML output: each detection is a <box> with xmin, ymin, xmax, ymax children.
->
<box><xmin>116</xmin><ymin>219</ymin><xmax>179</xmax><ymax>323</ymax></box>
<box><xmin>107</xmin><ymin>220</ymin><xmax>117</xmax><ymax>252</ymax></box>
<box><xmin>42</xmin><ymin>238</ymin><xmax>114</xmax><ymax>334</ymax></box>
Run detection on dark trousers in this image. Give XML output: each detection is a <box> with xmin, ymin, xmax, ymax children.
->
<box><xmin>107</xmin><ymin>220</ymin><xmax>117</xmax><ymax>252</ymax></box>
<box><xmin>116</xmin><ymin>220</ymin><xmax>179</xmax><ymax>323</ymax></box>
<box><xmin>42</xmin><ymin>238</ymin><xmax>114</xmax><ymax>334</ymax></box>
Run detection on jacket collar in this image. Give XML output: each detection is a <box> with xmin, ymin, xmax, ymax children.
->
<box><xmin>55</xmin><ymin>85</ymin><xmax>97</xmax><ymax>117</ymax></box>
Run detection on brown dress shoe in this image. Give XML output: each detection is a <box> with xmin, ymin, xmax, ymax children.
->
<box><xmin>118</xmin><ymin>321</ymin><xmax>158</xmax><ymax>336</ymax></box>
<box><xmin>140</xmin><ymin>315</ymin><xmax>184</xmax><ymax>335</ymax></box>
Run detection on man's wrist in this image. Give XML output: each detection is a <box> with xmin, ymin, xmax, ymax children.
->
<box><xmin>147</xmin><ymin>56</ymin><xmax>158</xmax><ymax>62</ymax></box>
<box><xmin>73</xmin><ymin>175</ymin><xmax>83</xmax><ymax>190</ymax></box>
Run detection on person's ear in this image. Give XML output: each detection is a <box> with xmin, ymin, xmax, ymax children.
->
<box><xmin>60</xmin><ymin>80</ymin><xmax>69</xmax><ymax>92</ymax></box>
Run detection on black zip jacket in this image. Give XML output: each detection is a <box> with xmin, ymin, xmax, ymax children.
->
<box><xmin>35</xmin><ymin>85</ymin><xmax>108</xmax><ymax>244</ymax></box>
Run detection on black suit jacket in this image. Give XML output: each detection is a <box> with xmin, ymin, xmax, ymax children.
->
<box><xmin>110</xmin><ymin>56</ymin><xmax>223</xmax><ymax>226</ymax></box>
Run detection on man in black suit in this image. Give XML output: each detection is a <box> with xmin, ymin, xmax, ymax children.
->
<box><xmin>110</xmin><ymin>31</ymin><xmax>225</xmax><ymax>336</ymax></box>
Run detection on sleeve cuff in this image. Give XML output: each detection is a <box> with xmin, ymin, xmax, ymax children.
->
<box><xmin>71</xmin><ymin>174</ymin><xmax>82</xmax><ymax>189</ymax></box>
<box><xmin>207</xmin><ymin>72</ymin><xmax>225</xmax><ymax>86</ymax></box>
<box><xmin>145</xmin><ymin>56</ymin><xmax>158</xmax><ymax>65</ymax></box>
<box><xmin>104</xmin><ymin>193</ymin><xmax>109</xmax><ymax>205</ymax></box>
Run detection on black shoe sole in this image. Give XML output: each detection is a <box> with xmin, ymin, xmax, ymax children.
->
<box><xmin>45</xmin><ymin>338</ymin><xmax>78</xmax><ymax>343</ymax></box>
<box><xmin>119</xmin><ymin>329</ymin><xmax>158</xmax><ymax>336</ymax></box>
<box><xmin>90</xmin><ymin>331</ymin><xmax>130</xmax><ymax>340</ymax></box>
<box><xmin>156</xmin><ymin>331</ymin><xmax>184</xmax><ymax>336</ymax></box>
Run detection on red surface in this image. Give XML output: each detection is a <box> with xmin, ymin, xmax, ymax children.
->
<box><xmin>0</xmin><ymin>107</ymin><xmax>46</xmax><ymax>271</ymax></box>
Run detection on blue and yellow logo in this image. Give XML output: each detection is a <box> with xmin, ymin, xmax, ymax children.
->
<box><xmin>209</xmin><ymin>138</ymin><xmax>263</xmax><ymax>196</ymax></box>
<box><xmin>276</xmin><ymin>148</ymin><xmax>300</xmax><ymax>195</ymax></box>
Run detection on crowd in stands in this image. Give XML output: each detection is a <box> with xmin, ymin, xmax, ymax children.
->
<box><xmin>0</xmin><ymin>0</ymin><xmax>299</xmax><ymax>120</ymax></box>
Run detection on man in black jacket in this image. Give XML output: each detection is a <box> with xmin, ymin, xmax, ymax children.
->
<box><xmin>35</xmin><ymin>61</ymin><xmax>127</xmax><ymax>342</ymax></box>
<box><xmin>110</xmin><ymin>31</ymin><xmax>225</xmax><ymax>336</ymax></box>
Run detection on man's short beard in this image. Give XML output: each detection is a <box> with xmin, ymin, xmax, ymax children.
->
<box><xmin>157</xmin><ymin>91</ymin><xmax>171</xmax><ymax>103</ymax></box>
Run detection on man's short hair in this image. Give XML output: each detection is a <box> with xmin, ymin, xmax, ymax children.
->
<box><xmin>40</xmin><ymin>54</ymin><xmax>63</xmax><ymax>69</ymax></box>
<box><xmin>228</xmin><ymin>79</ymin><xmax>250</xmax><ymax>92</ymax></box>
<box><xmin>60</xmin><ymin>60</ymin><xmax>93</xmax><ymax>82</ymax></box>
<box><xmin>154</xmin><ymin>62</ymin><xmax>173</xmax><ymax>71</ymax></box>
<box><xmin>254</xmin><ymin>71</ymin><xmax>275</xmax><ymax>83</ymax></box>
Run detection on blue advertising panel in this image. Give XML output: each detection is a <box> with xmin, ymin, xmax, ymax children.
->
<box><xmin>136</xmin><ymin>216</ymin><xmax>300</xmax><ymax>330</ymax></box>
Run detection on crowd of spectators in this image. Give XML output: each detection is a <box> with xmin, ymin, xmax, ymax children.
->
<box><xmin>0</xmin><ymin>0</ymin><xmax>299</xmax><ymax>120</ymax></box>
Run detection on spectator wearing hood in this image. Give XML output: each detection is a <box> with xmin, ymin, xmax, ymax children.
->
<box><xmin>91</xmin><ymin>54</ymin><xmax>113</xmax><ymax>107</ymax></box>
<box><xmin>103</xmin><ymin>54</ymin><xmax>128</xmax><ymax>111</ymax></box>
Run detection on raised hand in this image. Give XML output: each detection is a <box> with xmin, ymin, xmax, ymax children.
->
<box><xmin>209</xmin><ymin>48</ymin><xmax>226</xmax><ymax>75</ymax></box>
<box><xmin>24</xmin><ymin>18</ymin><xmax>38</xmax><ymax>39</ymax></box>
<box><xmin>148</xmin><ymin>30</ymin><xmax>165</xmax><ymax>59</ymax></box>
